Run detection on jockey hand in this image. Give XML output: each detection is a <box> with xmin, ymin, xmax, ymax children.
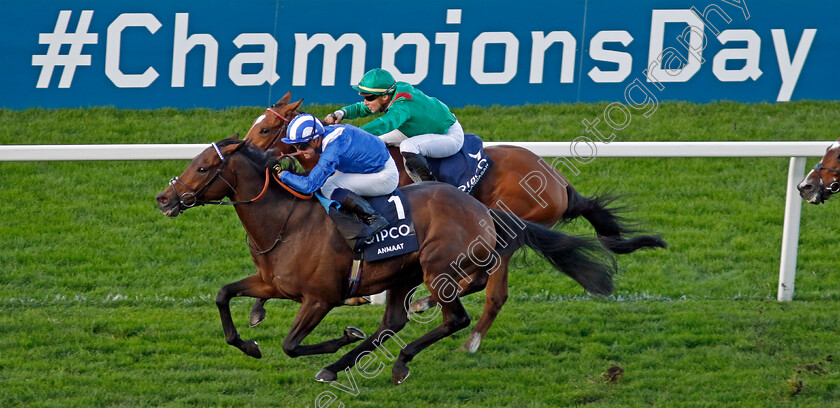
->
<box><xmin>324</xmin><ymin>110</ymin><xmax>344</xmax><ymax>125</ymax></box>
<box><xmin>268</xmin><ymin>156</ymin><xmax>305</xmax><ymax>175</ymax></box>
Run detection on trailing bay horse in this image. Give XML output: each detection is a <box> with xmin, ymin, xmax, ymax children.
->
<box><xmin>155</xmin><ymin>136</ymin><xmax>617</xmax><ymax>384</ymax></box>
<box><xmin>799</xmin><ymin>138</ymin><xmax>840</xmax><ymax>204</ymax></box>
<box><xmin>243</xmin><ymin>92</ymin><xmax>666</xmax><ymax>352</ymax></box>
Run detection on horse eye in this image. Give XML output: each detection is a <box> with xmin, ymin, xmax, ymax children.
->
<box><xmin>260</xmin><ymin>128</ymin><xmax>270</xmax><ymax>134</ymax></box>
<box><xmin>197</xmin><ymin>167</ymin><xmax>208</xmax><ymax>173</ymax></box>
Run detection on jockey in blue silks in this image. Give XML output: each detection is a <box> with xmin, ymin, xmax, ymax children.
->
<box><xmin>272</xmin><ymin>114</ymin><xmax>398</xmax><ymax>237</ymax></box>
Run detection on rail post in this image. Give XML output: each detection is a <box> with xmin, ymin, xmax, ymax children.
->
<box><xmin>778</xmin><ymin>156</ymin><xmax>807</xmax><ymax>301</ymax></box>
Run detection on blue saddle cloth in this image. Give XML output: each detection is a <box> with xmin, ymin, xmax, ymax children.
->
<box><xmin>427</xmin><ymin>133</ymin><xmax>493</xmax><ymax>194</ymax></box>
<box><xmin>315</xmin><ymin>189</ymin><xmax>419</xmax><ymax>262</ymax></box>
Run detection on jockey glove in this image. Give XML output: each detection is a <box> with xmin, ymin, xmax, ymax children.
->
<box><xmin>330</xmin><ymin>110</ymin><xmax>344</xmax><ymax>122</ymax></box>
<box><xmin>268</xmin><ymin>156</ymin><xmax>306</xmax><ymax>175</ymax></box>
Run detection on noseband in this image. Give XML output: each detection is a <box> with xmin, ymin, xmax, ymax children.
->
<box><xmin>812</xmin><ymin>162</ymin><xmax>840</xmax><ymax>194</ymax></box>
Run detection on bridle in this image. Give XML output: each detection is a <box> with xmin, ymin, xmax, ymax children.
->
<box><xmin>263</xmin><ymin>107</ymin><xmax>292</xmax><ymax>150</ymax></box>
<box><xmin>167</xmin><ymin>141</ymin><xmax>273</xmax><ymax>209</ymax></box>
<box><xmin>166</xmin><ymin>141</ymin><xmax>312</xmax><ymax>256</ymax></box>
<box><xmin>812</xmin><ymin>162</ymin><xmax>840</xmax><ymax>194</ymax></box>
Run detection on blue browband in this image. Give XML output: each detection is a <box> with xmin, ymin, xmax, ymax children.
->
<box><xmin>211</xmin><ymin>142</ymin><xmax>226</xmax><ymax>163</ymax></box>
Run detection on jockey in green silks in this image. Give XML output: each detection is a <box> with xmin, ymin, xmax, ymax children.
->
<box><xmin>323</xmin><ymin>68</ymin><xmax>464</xmax><ymax>182</ymax></box>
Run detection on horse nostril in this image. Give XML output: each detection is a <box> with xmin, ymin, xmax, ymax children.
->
<box><xmin>798</xmin><ymin>182</ymin><xmax>813</xmax><ymax>193</ymax></box>
<box><xmin>156</xmin><ymin>194</ymin><xmax>169</xmax><ymax>206</ymax></box>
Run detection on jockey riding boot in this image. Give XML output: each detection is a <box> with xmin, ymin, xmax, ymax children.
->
<box><xmin>401</xmin><ymin>152</ymin><xmax>436</xmax><ymax>182</ymax></box>
<box><xmin>339</xmin><ymin>192</ymin><xmax>390</xmax><ymax>236</ymax></box>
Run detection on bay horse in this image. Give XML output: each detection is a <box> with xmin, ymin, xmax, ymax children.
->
<box><xmin>243</xmin><ymin>92</ymin><xmax>665</xmax><ymax>352</ymax></box>
<box><xmin>155</xmin><ymin>136</ymin><xmax>617</xmax><ymax>384</ymax></box>
<box><xmin>798</xmin><ymin>138</ymin><xmax>840</xmax><ymax>204</ymax></box>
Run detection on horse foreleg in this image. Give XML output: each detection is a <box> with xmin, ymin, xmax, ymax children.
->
<box><xmin>459</xmin><ymin>256</ymin><xmax>511</xmax><ymax>353</ymax></box>
<box><xmin>280</xmin><ymin>299</ymin><xmax>365</xmax><ymax>358</ymax></box>
<box><xmin>249</xmin><ymin>298</ymin><xmax>268</xmax><ymax>327</ymax></box>
<box><xmin>216</xmin><ymin>274</ymin><xmax>279</xmax><ymax>358</ymax></box>
<box><xmin>316</xmin><ymin>284</ymin><xmax>413</xmax><ymax>383</ymax></box>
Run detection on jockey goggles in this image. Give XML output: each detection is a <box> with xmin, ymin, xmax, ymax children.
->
<box><xmin>291</xmin><ymin>142</ymin><xmax>312</xmax><ymax>151</ymax></box>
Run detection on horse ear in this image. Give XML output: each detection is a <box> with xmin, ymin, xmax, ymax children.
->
<box><xmin>287</xmin><ymin>98</ymin><xmax>304</xmax><ymax>111</ymax></box>
<box><xmin>227</xmin><ymin>133</ymin><xmax>240</xmax><ymax>141</ymax></box>
<box><xmin>276</xmin><ymin>91</ymin><xmax>292</xmax><ymax>107</ymax></box>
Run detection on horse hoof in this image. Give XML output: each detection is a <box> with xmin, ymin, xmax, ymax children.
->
<box><xmin>343</xmin><ymin>296</ymin><xmax>371</xmax><ymax>306</ymax></box>
<box><xmin>409</xmin><ymin>297</ymin><xmax>435</xmax><ymax>314</ymax></box>
<box><xmin>243</xmin><ymin>339</ymin><xmax>262</xmax><ymax>359</ymax></box>
<box><xmin>315</xmin><ymin>368</ymin><xmax>337</xmax><ymax>383</ymax></box>
<box><xmin>458</xmin><ymin>333</ymin><xmax>482</xmax><ymax>353</ymax></box>
<box><xmin>344</xmin><ymin>326</ymin><xmax>367</xmax><ymax>341</ymax></box>
<box><xmin>391</xmin><ymin>362</ymin><xmax>410</xmax><ymax>385</ymax></box>
<box><xmin>249</xmin><ymin>310</ymin><xmax>266</xmax><ymax>327</ymax></box>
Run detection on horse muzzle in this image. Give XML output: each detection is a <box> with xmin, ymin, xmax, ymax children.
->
<box><xmin>798</xmin><ymin>179</ymin><xmax>833</xmax><ymax>205</ymax></box>
<box><xmin>156</xmin><ymin>191</ymin><xmax>183</xmax><ymax>217</ymax></box>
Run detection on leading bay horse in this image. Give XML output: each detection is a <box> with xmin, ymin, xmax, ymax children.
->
<box><xmin>799</xmin><ymin>137</ymin><xmax>840</xmax><ymax>204</ymax></box>
<box><xmin>155</xmin><ymin>136</ymin><xmax>617</xmax><ymax>384</ymax></box>
<box><xmin>243</xmin><ymin>92</ymin><xmax>666</xmax><ymax>352</ymax></box>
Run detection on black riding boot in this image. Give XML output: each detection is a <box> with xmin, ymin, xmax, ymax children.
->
<box><xmin>401</xmin><ymin>152</ymin><xmax>435</xmax><ymax>181</ymax></box>
<box><xmin>339</xmin><ymin>192</ymin><xmax>389</xmax><ymax>235</ymax></box>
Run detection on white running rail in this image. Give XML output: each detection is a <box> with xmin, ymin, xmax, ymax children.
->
<box><xmin>0</xmin><ymin>141</ymin><xmax>829</xmax><ymax>301</ymax></box>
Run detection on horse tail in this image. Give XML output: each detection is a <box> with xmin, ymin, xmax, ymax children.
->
<box><xmin>490</xmin><ymin>209</ymin><xmax>616</xmax><ymax>296</ymax></box>
<box><xmin>562</xmin><ymin>185</ymin><xmax>667</xmax><ymax>254</ymax></box>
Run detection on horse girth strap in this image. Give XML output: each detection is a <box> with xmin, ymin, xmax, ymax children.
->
<box><xmin>346</xmin><ymin>258</ymin><xmax>363</xmax><ymax>298</ymax></box>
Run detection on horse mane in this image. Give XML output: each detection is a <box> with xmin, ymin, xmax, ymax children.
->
<box><xmin>232</xmin><ymin>141</ymin><xmax>307</xmax><ymax>176</ymax></box>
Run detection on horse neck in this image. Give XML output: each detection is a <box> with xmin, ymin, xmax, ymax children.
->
<box><xmin>227</xmin><ymin>156</ymin><xmax>328</xmax><ymax>251</ymax></box>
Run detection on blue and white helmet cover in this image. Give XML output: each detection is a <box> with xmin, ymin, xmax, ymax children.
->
<box><xmin>281</xmin><ymin>114</ymin><xmax>325</xmax><ymax>144</ymax></box>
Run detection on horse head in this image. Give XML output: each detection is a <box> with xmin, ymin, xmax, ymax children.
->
<box><xmin>244</xmin><ymin>91</ymin><xmax>303</xmax><ymax>153</ymax></box>
<box><xmin>156</xmin><ymin>134</ymin><xmax>247</xmax><ymax>217</ymax></box>
<box><xmin>799</xmin><ymin>137</ymin><xmax>840</xmax><ymax>205</ymax></box>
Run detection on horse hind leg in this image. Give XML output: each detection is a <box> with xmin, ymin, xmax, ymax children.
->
<box><xmin>408</xmin><ymin>271</ymin><xmax>487</xmax><ymax>314</ymax></box>
<box><xmin>459</xmin><ymin>256</ymin><xmax>510</xmax><ymax>353</ymax></box>
<box><xmin>392</xmin><ymin>286</ymin><xmax>472</xmax><ymax>385</ymax></box>
<box><xmin>316</xmin><ymin>284</ymin><xmax>414</xmax><ymax>383</ymax></box>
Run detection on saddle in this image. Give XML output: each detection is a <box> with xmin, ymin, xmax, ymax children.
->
<box><xmin>426</xmin><ymin>133</ymin><xmax>494</xmax><ymax>194</ymax></box>
<box><xmin>316</xmin><ymin>189</ymin><xmax>419</xmax><ymax>299</ymax></box>
<box><xmin>315</xmin><ymin>189</ymin><xmax>419</xmax><ymax>261</ymax></box>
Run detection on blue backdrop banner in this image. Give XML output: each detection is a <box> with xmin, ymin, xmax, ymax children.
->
<box><xmin>2</xmin><ymin>0</ymin><xmax>836</xmax><ymax>109</ymax></box>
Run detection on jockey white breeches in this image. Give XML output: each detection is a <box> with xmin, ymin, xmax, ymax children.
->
<box><xmin>389</xmin><ymin>120</ymin><xmax>465</xmax><ymax>158</ymax></box>
<box><xmin>379</xmin><ymin>129</ymin><xmax>408</xmax><ymax>147</ymax></box>
<box><xmin>320</xmin><ymin>156</ymin><xmax>399</xmax><ymax>199</ymax></box>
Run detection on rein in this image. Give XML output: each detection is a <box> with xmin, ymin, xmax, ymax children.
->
<box><xmin>169</xmin><ymin>141</ymin><xmax>314</xmax><ymax>255</ymax></box>
<box><xmin>170</xmin><ymin>167</ymin><xmax>273</xmax><ymax>208</ymax></box>
<box><xmin>270</xmin><ymin>152</ymin><xmax>314</xmax><ymax>200</ymax></box>
<box><xmin>272</xmin><ymin>172</ymin><xmax>314</xmax><ymax>200</ymax></box>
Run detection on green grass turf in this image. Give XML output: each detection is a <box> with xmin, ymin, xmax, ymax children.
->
<box><xmin>1</xmin><ymin>102</ymin><xmax>840</xmax><ymax>407</ymax></box>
